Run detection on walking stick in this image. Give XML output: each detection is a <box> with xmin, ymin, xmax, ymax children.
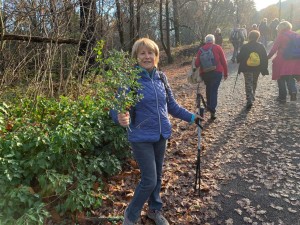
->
<box><xmin>194</xmin><ymin>83</ymin><xmax>206</xmax><ymax>196</ymax></box>
<box><xmin>232</xmin><ymin>72</ymin><xmax>239</xmax><ymax>93</ymax></box>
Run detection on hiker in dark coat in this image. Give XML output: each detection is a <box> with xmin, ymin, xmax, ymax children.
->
<box><xmin>269</xmin><ymin>18</ymin><xmax>280</xmax><ymax>41</ymax></box>
<box><xmin>259</xmin><ymin>18</ymin><xmax>269</xmax><ymax>48</ymax></box>
<box><xmin>230</xmin><ymin>24</ymin><xmax>245</xmax><ymax>63</ymax></box>
<box><xmin>214</xmin><ymin>28</ymin><xmax>223</xmax><ymax>46</ymax></box>
<box><xmin>237</xmin><ymin>30</ymin><xmax>269</xmax><ymax>109</ymax></box>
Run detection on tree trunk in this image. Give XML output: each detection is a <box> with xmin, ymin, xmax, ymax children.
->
<box><xmin>136</xmin><ymin>0</ymin><xmax>142</xmax><ymax>40</ymax></box>
<box><xmin>165</xmin><ymin>0</ymin><xmax>173</xmax><ymax>63</ymax></box>
<box><xmin>172</xmin><ymin>0</ymin><xmax>180</xmax><ymax>46</ymax></box>
<box><xmin>115</xmin><ymin>0</ymin><xmax>125</xmax><ymax>49</ymax></box>
<box><xmin>98</xmin><ymin>0</ymin><xmax>105</xmax><ymax>37</ymax></box>
<box><xmin>160</xmin><ymin>0</ymin><xmax>173</xmax><ymax>64</ymax></box>
<box><xmin>79</xmin><ymin>0</ymin><xmax>96</xmax><ymax>56</ymax></box>
<box><xmin>129</xmin><ymin>0</ymin><xmax>135</xmax><ymax>51</ymax></box>
<box><xmin>160</xmin><ymin>0</ymin><xmax>166</xmax><ymax>51</ymax></box>
<box><xmin>79</xmin><ymin>0</ymin><xmax>97</xmax><ymax>82</ymax></box>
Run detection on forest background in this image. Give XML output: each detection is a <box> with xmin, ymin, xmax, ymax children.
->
<box><xmin>0</xmin><ymin>0</ymin><xmax>299</xmax><ymax>224</ymax></box>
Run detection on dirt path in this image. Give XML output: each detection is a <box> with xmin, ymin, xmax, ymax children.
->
<box><xmin>95</xmin><ymin>48</ymin><xmax>300</xmax><ymax>225</ymax></box>
<box><xmin>159</xmin><ymin>55</ymin><xmax>300</xmax><ymax>225</ymax></box>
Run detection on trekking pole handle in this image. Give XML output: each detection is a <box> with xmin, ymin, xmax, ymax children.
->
<box><xmin>195</xmin><ymin>108</ymin><xmax>204</xmax><ymax>129</ymax></box>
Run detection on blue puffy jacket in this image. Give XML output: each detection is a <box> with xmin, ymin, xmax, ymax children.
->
<box><xmin>110</xmin><ymin>68</ymin><xmax>194</xmax><ymax>142</ymax></box>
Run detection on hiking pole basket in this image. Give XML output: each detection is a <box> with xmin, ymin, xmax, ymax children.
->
<box><xmin>194</xmin><ymin>83</ymin><xmax>206</xmax><ymax>196</ymax></box>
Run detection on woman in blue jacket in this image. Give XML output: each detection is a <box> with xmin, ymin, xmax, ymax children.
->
<box><xmin>110</xmin><ymin>38</ymin><xmax>202</xmax><ymax>225</ymax></box>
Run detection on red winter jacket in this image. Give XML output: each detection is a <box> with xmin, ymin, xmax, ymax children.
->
<box><xmin>195</xmin><ymin>43</ymin><xmax>228</xmax><ymax>78</ymax></box>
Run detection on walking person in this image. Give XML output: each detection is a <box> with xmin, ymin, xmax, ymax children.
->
<box><xmin>214</xmin><ymin>28</ymin><xmax>223</xmax><ymax>46</ymax></box>
<box><xmin>195</xmin><ymin>34</ymin><xmax>228</xmax><ymax>120</ymax></box>
<box><xmin>110</xmin><ymin>37</ymin><xmax>202</xmax><ymax>225</ymax></box>
<box><xmin>269</xmin><ymin>18</ymin><xmax>280</xmax><ymax>41</ymax></box>
<box><xmin>240</xmin><ymin>25</ymin><xmax>248</xmax><ymax>40</ymax></box>
<box><xmin>237</xmin><ymin>30</ymin><xmax>269</xmax><ymax>109</ymax></box>
<box><xmin>267</xmin><ymin>21</ymin><xmax>300</xmax><ymax>103</ymax></box>
<box><xmin>251</xmin><ymin>24</ymin><xmax>258</xmax><ymax>31</ymax></box>
<box><xmin>230</xmin><ymin>24</ymin><xmax>245</xmax><ymax>63</ymax></box>
<box><xmin>259</xmin><ymin>18</ymin><xmax>269</xmax><ymax>48</ymax></box>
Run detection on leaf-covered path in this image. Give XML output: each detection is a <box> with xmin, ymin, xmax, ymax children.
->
<box><xmin>97</xmin><ymin>53</ymin><xmax>300</xmax><ymax>225</ymax></box>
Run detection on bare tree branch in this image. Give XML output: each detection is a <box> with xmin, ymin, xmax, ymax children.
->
<box><xmin>1</xmin><ymin>33</ymin><xmax>86</xmax><ymax>45</ymax></box>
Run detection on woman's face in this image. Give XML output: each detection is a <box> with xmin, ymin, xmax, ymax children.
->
<box><xmin>137</xmin><ymin>46</ymin><xmax>156</xmax><ymax>72</ymax></box>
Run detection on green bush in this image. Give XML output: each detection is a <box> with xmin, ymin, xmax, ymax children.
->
<box><xmin>0</xmin><ymin>41</ymin><xmax>142</xmax><ymax>224</ymax></box>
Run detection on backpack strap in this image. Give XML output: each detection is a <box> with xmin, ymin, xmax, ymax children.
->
<box><xmin>131</xmin><ymin>71</ymin><xmax>170</xmax><ymax>124</ymax></box>
<box><xmin>200</xmin><ymin>45</ymin><xmax>213</xmax><ymax>52</ymax></box>
<box><xmin>158</xmin><ymin>71</ymin><xmax>170</xmax><ymax>102</ymax></box>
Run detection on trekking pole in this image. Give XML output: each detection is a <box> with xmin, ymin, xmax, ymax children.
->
<box><xmin>232</xmin><ymin>72</ymin><xmax>239</xmax><ymax>93</ymax></box>
<box><xmin>194</xmin><ymin>83</ymin><xmax>206</xmax><ymax>196</ymax></box>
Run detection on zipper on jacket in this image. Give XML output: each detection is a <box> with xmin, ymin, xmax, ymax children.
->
<box><xmin>151</xmin><ymin>78</ymin><xmax>162</xmax><ymax>134</ymax></box>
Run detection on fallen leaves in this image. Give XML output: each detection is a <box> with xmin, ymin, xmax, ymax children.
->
<box><xmin>90</xmin><ymin>53</ymin><xmax>300</xmax><ymax>225</ymax></box>
<box><xmin>270</xmin><ymin>203</ymin><xmax>283</xmax><ymax>211</ymax></box>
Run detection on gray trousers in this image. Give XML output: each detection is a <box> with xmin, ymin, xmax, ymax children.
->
<box><xmin>243</xmin><ymin>72</ymin><xmax>260</xmax><ymax>104</ymax></box>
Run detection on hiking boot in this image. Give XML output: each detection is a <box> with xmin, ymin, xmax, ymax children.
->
<box><xmin>246</xmin><ymin>102</ymin><xmax>253</xmax><ymax>109</ymax></box>
<box><xmin>276</xmin><ymin>97</ymin><xmax>286</xmax><ymax>103</ymax></box>
<box><xmin>122</xmin><ymin>208</ymin><xmax>135</xmax><ymax>225</ymax></box>
<box><xmin>290</xmin><ymin>93</ymin><xmax>297</xmax><ymax>101</ymax></box>
<box><xmin>147</xmin><ymin>210</ymin><xmax>169</xmax><ymax>225</ymax></box>
<box><xmin>210</xmin><ymin>112</ymin><xmax>217</xmax><ymax>120</ymax></box>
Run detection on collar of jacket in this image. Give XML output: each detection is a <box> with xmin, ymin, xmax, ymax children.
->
<box><xmin>135</xmin><ymin>65</ymin><xmax>157</xmax><ymax>79</ymax></box>
<box><xmin>202</xmin><ymin>42</ymin><xmax>214</xmax><ymax>50</ymax></box>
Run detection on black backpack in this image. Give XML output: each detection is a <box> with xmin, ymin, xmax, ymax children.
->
<box><xmin>231</xmin><ymin>30</ymin><xmax>241</xmax><ymax>43</ymax></box>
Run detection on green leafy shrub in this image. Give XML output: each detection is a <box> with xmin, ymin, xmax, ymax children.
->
<box><xmin>0</xmin><ymin>41</ymin><xmax>142</xmax><ymax>224</ymax></box>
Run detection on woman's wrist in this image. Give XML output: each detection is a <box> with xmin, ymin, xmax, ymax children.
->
<box><xmin>189</xmin><ymin>114</ymin><xmax>196</xmax><ymax>125</ymax></box>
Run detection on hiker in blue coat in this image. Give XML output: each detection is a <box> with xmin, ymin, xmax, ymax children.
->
<box><xmin>110</xmin><ymin>37</ymin><xmax>202</xmax><ymax>225</ymax></box>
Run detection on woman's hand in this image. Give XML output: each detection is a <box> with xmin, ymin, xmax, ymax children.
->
<box><xmin>118</xmin><ymin>112</ymin><xmax>130</xmax><ymax>127</ymax></box>
<box><xmin>194</xmin><ymin>114</ymin><xmax>204</xmax><ymax>126</ymax></box>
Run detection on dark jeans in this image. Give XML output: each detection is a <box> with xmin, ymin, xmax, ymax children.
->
<box><xmin>277</xmin><ymin>75</ymin><xmax>297</xmax><ymax>99</ymax></box>
<box><xmin>260</xmin><ymin>35</ymin><xmax>268</xmax><ymax>48</ymax></box>
<box><xmin>202</xmin><ymin>71</ymin><xmax>223</xmax><ymax>113</ymax></box>
<box><xmin>232</xmin><ymin>42</ymin><xmax>241</xmax><ymax>61</ymax></box>
<box><xmin>126</xmin><ymin>136</ymin><xmax>167</xmax><ymax>222</ymax></box>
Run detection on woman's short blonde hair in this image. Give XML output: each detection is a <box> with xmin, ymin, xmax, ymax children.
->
<box><xmin>248</xmin><ymin>30</ymin><xmax>260</xmax><ymax>42</ymax></box>
<box><xmin>277</xmin><ymin>21</ymin><xmax>292</xmax><ymax>32</ymax></box>
<box><xmin>131</xmin><ymin>38</ymin><xmax>160</xmax><ymax>67</ymax></box>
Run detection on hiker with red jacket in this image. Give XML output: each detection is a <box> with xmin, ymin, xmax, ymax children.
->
<box><xmin>237</xmin><ymin>30</ymin><xmax>269</xmax><ymax>109</ymax></box>
<box><xmin>195</xmin><ymin>34</ymin><xmax>228</xmax><ymax>120</ymax></box>
<box><xmin>268</xmin><ymin>21</ymin><xmax>300</xmax><ymax>103</ymax></box>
